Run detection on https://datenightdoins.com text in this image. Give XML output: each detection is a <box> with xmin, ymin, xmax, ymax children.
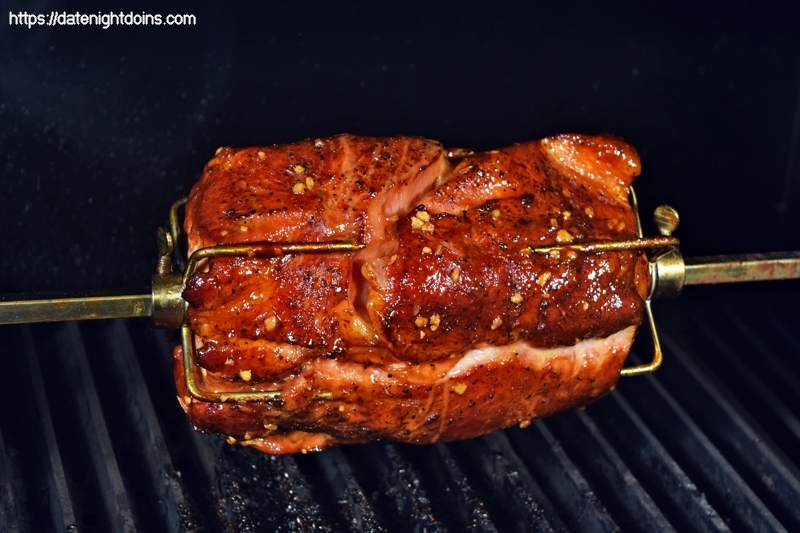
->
<box><xmin>8</xmin><ymin>11</ymin><xmax>196</xmax><ymax>30</ymax></box>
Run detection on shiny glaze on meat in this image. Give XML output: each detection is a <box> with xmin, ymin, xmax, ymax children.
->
<box><xmin>176</xmin><ymin>133</ymin><xmax>650</xmax><ymax>453</ymax></box>
<box><xmin>185</xmin><ymin>135</ymin><xmax>448</xmax><ymax>253</ymax></box>
<box><xmin>364</xmin><ymin>137</ymin><xmax>649</xmax><ymax>361</ymax></box>
<box><xmin>183</xmin><ymin>135</ymin><xmax>449</xmax><ymax>376</ymax></box>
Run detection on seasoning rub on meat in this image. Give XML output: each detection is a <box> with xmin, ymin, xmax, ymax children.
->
<box><xmin>174</xmin><ymin>133</ymin><xmax>650</xmax><ymax>454</ymax></box>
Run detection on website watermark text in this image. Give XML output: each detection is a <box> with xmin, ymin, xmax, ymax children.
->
<box><xmin>9</xmin><ymin>11</ymin><xmax>196</xmax><ymax>30</ymax></box>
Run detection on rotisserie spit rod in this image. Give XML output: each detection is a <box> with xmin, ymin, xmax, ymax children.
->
<box><xmin>1</xmin><ymin>244</ymin><xmax>799</xmax><ymax>326</ymax></box>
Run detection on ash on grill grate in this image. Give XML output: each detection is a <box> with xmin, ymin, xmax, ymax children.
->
<box><xmin>1</xmin><ymin>284</ymin><xmax>800</xmax><ymax>532</ymax></box>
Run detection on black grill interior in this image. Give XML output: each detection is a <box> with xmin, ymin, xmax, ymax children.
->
<box><xmin>2</xmin><ymin>1</ymin><xmax>800</xmax><ymax>532</ymax></box>
<box><xmin>2</xmin><ymin>283</ymin><xmax>800</xmax><ymax>532</ymax></box>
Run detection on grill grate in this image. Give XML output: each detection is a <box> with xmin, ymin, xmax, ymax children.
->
<box><xmin>1</xmin><ymin>285</ymin><xmax>799</xmax><ymax>532</ymax></box>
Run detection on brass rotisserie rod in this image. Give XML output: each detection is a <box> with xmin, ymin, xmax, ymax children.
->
<box><xmin>684</xmin><ymin>251</ymin><xmax>800</xmax><ymax>285</ymax></box>
<box><xmin>2</xmin><ymin>249</ymin><xmax>798</xmax><ymax>327</ymax></box>
<box><xmin>0</xmin><ymin>292</ymin><xmax>152</xmax><ymax>325</ymax></box>
<box><xmin>2</xmin><ymin>250</ymin><xmax>799</xmax><ymax>326</ymax></box>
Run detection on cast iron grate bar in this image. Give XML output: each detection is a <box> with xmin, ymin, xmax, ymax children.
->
<box><xmin>690</xmin><ymin>312</ymin><xmax>800</xmax><ymax>469</ymax></box>
<box><xmin>142</xmin><ymin>322</ymin><xmax>242</xmax><ymax>532</ymax></box>
<box><xmin>214</xmin><ymin>454</ymin><xmax>258</xmax><ymax>532</ymax></box>
<box><xmin>659</xmin><ymin>324</ymin><xmax>800</xmax><ymax>529</ymax></box>
<box><xmin>585</xmin><ymin>391</ymin><xmax>730</xmax><ymax>533</ymax></box>
<box><xmin>0</xmin><ymin>417</ymin><xmax>19</xmax><ymax>533</ymax></box>
<box><xmin>190</xmin><ymin>431</ymin><xmax>220</xmax><ymax>495</ymax></box>
<box><xmin>21</xmin><ymin>326</ymin><xmax>77</xmax><ymax>532</ymax></box>
<box><xmin>211</xmin><ymin>438</ymin><xmax>334</xmax><ymax>531</ymax></box>
<box><xmin>341</xmin><ymin>442</ymin><xmax>443</xmax><ymax>532</ymax></box>
<box><xmin>617</xmin><ymin>349</ymin><xmax>786</xmax><ymax>532</ymax></box>
<box><xmin>432</xmin><ymin>444</ymin><xmax>498</xmax><ymax>533</ymax></box>
<box><xmin>506</xmin><ymin>421</ymin><xmax>619</xmax><ymax>532</ymax></box>
<box><xmin>51</xmin><ymin>322</ymin><xmax>137</xmax><ymax>532</ymax></box>
<box><xmin>0</xmin><ymin>325</ymin><xmax>58</xmax><ymax>533</ymax></box>
<box><xmin>313</xmin><ymin>446</ymin><xmax>385</xmax><ymax>532</ymax></box>
<box><xmin>398</xmin><ymin>443</ymin><xmax>499</xmax><ymax>532</ymax></box>
<box><xmin>725</xmin><ymin>309</ymin><xmax>800</xmax><ymax>412</ymax></box>
<box><xmin>453</xmin><ymin>432</ymin><xmax>562</xmax><ymax>532</ymax></box>
<box><xmin>270</xmin><ymin>454</ymin><xmax>336</xmax><ymax>532</ymax></box>
<box><xmin>98</xmin><ymin>320</ymin><xmax>192</xmax><ymax>532</ymax></box>
<box><xmin>545</xmin><ymin>410</ymin><xmax>674</xmax><ymax>532</ymax></box>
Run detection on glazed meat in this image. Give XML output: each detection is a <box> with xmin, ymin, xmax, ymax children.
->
<box><xmin>174</xmin><ymin>133</ymin><xmax>650</xmax><ymax>454</ymax></box>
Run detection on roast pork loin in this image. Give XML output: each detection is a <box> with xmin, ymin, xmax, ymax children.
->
<box><xmin>174</xmin><ymin>133</ymin><xmax>650</xmax><ymax>454</ymax></box>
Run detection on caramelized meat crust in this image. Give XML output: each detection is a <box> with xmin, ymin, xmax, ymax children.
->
<box><xmin>175</xmin><ymin>133</ymin><xmax>650</xmax><ymax>453</ymax></box>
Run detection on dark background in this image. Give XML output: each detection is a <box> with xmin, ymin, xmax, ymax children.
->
<box><xmin>1</xmin><ymin>0</ymin><xmax>799</xmax><ymax>293</ymax></box>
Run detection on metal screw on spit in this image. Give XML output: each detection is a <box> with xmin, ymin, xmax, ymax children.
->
<box><xmin>654</xmin><ymin>204</ymin><xmax>680</xmax><ymax>236</ymax></box>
